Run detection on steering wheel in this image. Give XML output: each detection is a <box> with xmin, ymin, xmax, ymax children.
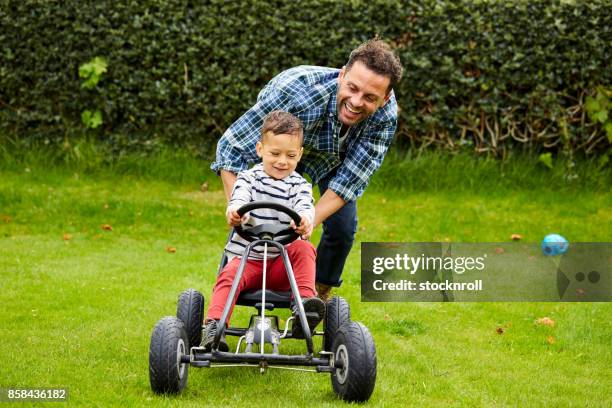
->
<box><xmin>233</xmin><ymin>201</ymin><xmax>302</xmax><ymax>245</ymax></box>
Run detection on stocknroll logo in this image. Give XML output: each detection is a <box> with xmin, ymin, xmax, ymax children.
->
<box><xmin>361</xmin><ymin>243</ymin><xmax>611</xmax><ymax>302</ymax></box>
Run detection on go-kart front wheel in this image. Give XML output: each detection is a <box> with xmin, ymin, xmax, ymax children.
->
<box><xmin>331</xmin><ymin>321</ymin><xmax>377</xmax><ymax>402</ymax></box>
<box><xmin>176</xmin><ymin>288</ymin><xmax>204</xmax><ymax>348</ymax></box>
<box><xmin>149</xmin><ymin>317</ymin><xmax>189</xmax><ymax>394</ymax></box>
<box><xmin>323</xmin><ymin>295</ymin><xmax>350</xmax><ymax>351</ymax></box>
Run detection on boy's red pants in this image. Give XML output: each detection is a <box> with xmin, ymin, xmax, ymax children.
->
<box><xmin>206</xmin><ymin>240</ymin><xmax>317</xmax><ymax>323</ymax></box>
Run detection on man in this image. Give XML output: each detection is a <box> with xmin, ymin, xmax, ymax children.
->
<box><xmin>211</xmin><ymin>39</ymin><xmax>403</xmax><ymax>301</ymax></box>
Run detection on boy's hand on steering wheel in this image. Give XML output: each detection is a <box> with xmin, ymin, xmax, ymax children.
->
<box><xmin>290</xmin><ymin>215</ymin><xmax>313</xmax><ymax>240</ymax></box>
<box><xmin>226</xmin><ymin>206</ymin><xmax>248</xmax><ymax>226</ymax></box>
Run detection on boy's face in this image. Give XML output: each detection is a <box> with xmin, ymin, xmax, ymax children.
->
<box><xmin>337</xmin><ymin>60</ymin><xmax>391</xmax><ymax>126</ymax></box>
<box><xmin>256</xmin><ymin>132</ymin><xmax>303</xmax><ymax>180</ymax></box>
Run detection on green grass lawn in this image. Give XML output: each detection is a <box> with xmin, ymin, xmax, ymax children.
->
<box><xmin>0</xmin><ymin>152</ymin><xmax>611</xmax><ymax>407</ymax></box>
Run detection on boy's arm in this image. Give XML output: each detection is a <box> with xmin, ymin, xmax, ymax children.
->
<box><xmin>291</xmin><ymin>180</ymin><xmax>315</xmax><ymax>224</ymax></box>
<box><xmin>227</xmin><ymin>171</ymin><xmax>254</xmax><ymax>212</ymax></box>
<box><xmin>290</xmin><ymin>179</ymin><xmax>315</xmax><ymax>238</ymax></box>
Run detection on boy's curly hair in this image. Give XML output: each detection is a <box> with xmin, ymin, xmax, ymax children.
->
<box><xmin>261</xmin><ymin>110</ymin><xmax>304</xmax><ymax>143</ymax></box>
<box><xmin>346</xmin><ymin>39</ymin><xmax>403</xmax><ymax>93</ymax></box>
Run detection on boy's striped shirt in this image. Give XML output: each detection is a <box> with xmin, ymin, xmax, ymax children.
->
<box><xmin>225</xmin><ymin>163</ymin><xmax>314</xmax><ymax>260</ymax></box>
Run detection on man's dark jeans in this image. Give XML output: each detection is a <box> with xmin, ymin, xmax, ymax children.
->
<box><xmin>315</xmin><ymin>173</ymin><xmax>357</xmax><ymax>287</ymax></box>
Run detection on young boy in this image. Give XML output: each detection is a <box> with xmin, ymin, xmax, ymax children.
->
<box><xmin>203</xmin><ymin>110</ymin><xmax>325</xmax><ymax>351</ymax></box>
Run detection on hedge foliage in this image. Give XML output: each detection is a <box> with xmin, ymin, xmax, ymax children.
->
<box><xmin>1</xmin><ymin>0</ymin><xmax>610</xmax><ymax>157</ymax></box>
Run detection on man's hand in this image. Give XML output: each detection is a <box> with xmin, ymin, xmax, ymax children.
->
<box><xmin>226</xmin><ymin>206</ymin><xmax>248</xmax><ymax>227</ymax></box>
<box><xmin>291</xmin><ymin>215</ymin><xmax>313</xmax><ymax>240</ymax></box>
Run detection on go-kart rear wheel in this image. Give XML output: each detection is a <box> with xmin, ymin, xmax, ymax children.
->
<box><xmin>149</xmin><ymin>317</ymin><xmax>189</xmax><ymax>394</ymax></box>
<box><xmin>324</xmin><ymin>296</ymin><xmax>350</xmax><ymax>351</ymax></box>
<box><xmin>331</xmin><ymin>321</ymin><xmax>376</xmax><ymax>402</ymax></box>
<box><xmin>176</xmin><ymin>289</ymin><xmax>204</xmax><ymax>348</ymax></box>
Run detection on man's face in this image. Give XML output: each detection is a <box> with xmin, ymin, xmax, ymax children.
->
<box><xmin>256</xmin><ymin>132</ymin><xmax>303</xmax><ymax>180</ymax></box>
<box><xmin>336</xmin><ymin>61</ymin><xmax>391</xmax><ymax>126</ymax></box>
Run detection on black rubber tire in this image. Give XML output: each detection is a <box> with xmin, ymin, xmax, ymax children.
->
<box><xmin>324</xmin><ymin>296</ymin><xmax>350</xmax><ymax>351</ymax></box>
<box><xmin>176</xmin><ymin>289</ymin><xmax>204</xmax><ymax>348</ymax></box>
<box><xmin>331</xmin><ymin>321</ymin><xmax>377</xmax><ymax>402</ymax></box>
<box><xmin>149</xmin><ymin>317</ymin><xmax>189</xmax><ymax>394</ymax></box>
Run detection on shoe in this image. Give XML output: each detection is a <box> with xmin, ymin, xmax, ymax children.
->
<box><xmin>291</xmin><ymin>297</ymin><xmax>326</xmax><ymax>339</ymax></box>
<box><xmin>202</xmin><ymin>319</ymin><xmax>229</xmax><ymax>352</ymax></box>
<box><xmin>316</xmin><ymin>282</ymin><xmax>333</xmax><ymax>303</ymax></box>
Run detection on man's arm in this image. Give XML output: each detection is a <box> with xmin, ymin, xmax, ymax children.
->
<box><xmin>220</xmin><ymin>170</ymin><xmax>237</xmax><ymax>202</ymax></box>
<box><xmin>326</xmin><ymin>120</ymin><xmax>396</xmax><ymax>205</ymax></box>
<box><xmin>323</xmin><ymin>95</ymin><xmax>398</xmax><ymax>204</ymax></box>
<box><xmin>210</xmin><ymin>84</ymin><xmax>294</xmax><ymax>180</ymax></box>
<box><xmin>313</xmin><ymin>188</ymin><xmax>346</xmax><ymax>228</ymax></box>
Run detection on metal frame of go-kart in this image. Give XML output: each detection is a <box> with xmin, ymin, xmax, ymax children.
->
<box><xmin>186</xmin><ymin>201</ymin><xmax>336</xmax><ymax>373</ymax></box>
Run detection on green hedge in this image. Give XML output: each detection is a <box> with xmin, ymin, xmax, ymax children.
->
<box><xmin>397</xmin><ymin>0</ymin><xmax>612</xmax><ymax>157</ymax></box>
<box><xmin>1</xmin><ymin>0</ymin><xmax>610</xmax><ymax>157</ymax></box>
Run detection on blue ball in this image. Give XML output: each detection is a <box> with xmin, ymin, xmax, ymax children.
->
<box><xmin>541</xmin><ymin>234</ymin><xmax>569</xmax><ymax>256</ymax></box>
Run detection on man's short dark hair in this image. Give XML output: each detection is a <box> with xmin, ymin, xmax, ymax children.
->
<box><xmin>346</xmin><ymin>39</ymin><xmax>403</xmax><ymax>93</ymax></box>
<box><xmin>261</xmin><ymin>110</ymin><xmax>304</xmax><ymax>144</ymax></box>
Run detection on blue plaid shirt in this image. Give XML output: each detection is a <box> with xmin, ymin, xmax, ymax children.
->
<box><xmin>211</xmin><ymin>66</ymin><xmax>398</xmax><ymax>202</ymax></box>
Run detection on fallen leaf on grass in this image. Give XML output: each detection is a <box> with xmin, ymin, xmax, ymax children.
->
<box><xmin>496</xmin><ymin>327</ymin><xmax>504</xmax><ymax>334</ymax></box>
<box><xmin>511</xmin><ymin>234</ymin><xmax>523</xmax><ymax>241</ymax></box>
<box><xmin>63</xmin><ymin>233</ymin><xmax>72</xmax><ymax>241</ymax></box>
<box><xmin>166</xmin><ymin>246</ymin><xmax>177</xmax><ymax>253</ymax></box>
<box><xmin>536</xmin><ymin>317</ymin><xmax>556</xmax><ymax>327</ymax></box>
<box><xmin>101</xmin><ymin>224</ymin><xmax>113</xmax><ymax>231</ymax></box>
<box><xmin>546</xmin><ymin>336</ymin><xmax>555</xmax><ymax>344</ymax></box>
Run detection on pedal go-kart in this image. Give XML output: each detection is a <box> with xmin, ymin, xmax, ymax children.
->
<box><xmin>148</xmin><ymin>201</ymin><xmax>376</xmax><ymax>402</ymax></box>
